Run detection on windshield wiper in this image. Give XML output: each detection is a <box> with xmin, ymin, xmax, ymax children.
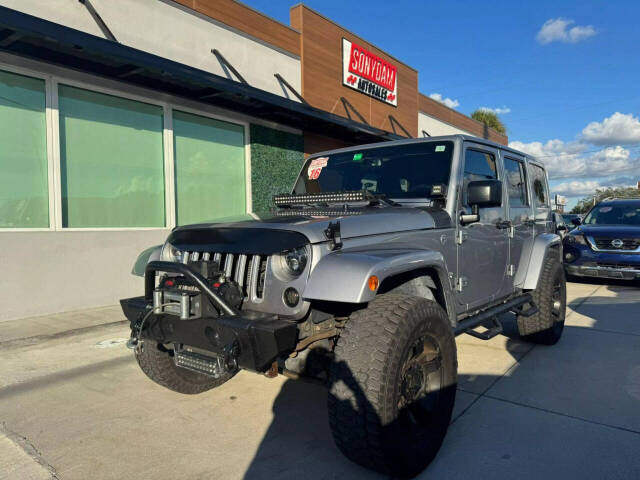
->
<box><xmin>373</xmin><ymin>194</ymin><xmax>401</xmax><ymax>207</ymax></box>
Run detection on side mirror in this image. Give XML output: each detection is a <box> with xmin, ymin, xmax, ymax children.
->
<box><xmin>571</xmin><ymin>218</ymin><xmax>581</xmax><ymax>226</ymax></box>
<box><xmin>461</xmin><ymin>180</ymin><xmax>503</xmax><ymax>224</ymax></box>
<box><xmin>557</xmin><ymin>224</ymin><xmax>567</xmax><ymax>231</ymax></box>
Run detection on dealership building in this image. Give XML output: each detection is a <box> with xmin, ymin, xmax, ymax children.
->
<box><xmin>0</xmin><ymin>0</ymin><xmax>507</xmax><ymax>321</ymax></box>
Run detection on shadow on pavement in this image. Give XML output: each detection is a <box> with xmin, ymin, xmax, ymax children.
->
<box><xmin>243</xmin><ymin>315</ymin><xmax>525</xmax><ymax>480</ymax></box>
<box><xmin>242</xmin><ymin>285</ymin><xmax>638</xmax><ymax>480</ymax></box>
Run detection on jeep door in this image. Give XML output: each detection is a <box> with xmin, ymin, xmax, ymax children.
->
<box><xmin>503</xmin><ymin>154</ymin><xmax>535</xmax><ymax>288</ymax></box>
<box><xmin>456</xmin><ymin>144</ymin><xmax>509</xmax><ymax>310</ymax></box>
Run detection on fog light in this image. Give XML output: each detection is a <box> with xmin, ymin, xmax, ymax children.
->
<box><xmin>565</xmin><ymin>252</ymin><xmax>575</xmax><ymax>263</ymax></box>
<box><xmin>283</xmin><ymin>287</ymin><xmax>300</xmax><ymax>307</ymax></box>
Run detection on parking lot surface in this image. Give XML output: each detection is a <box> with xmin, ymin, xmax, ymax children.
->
<box><xmin>1</xmin><ymin>279</ymin><xmax>639</xmax><ymax>480</ymax></box>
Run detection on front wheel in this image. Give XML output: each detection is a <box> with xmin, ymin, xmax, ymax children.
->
<box><xmin>518</xmin><ymin>251</ymin><xmax>566</xmax><ymax>345</ymax></box>
<box><xmin>328</xmin><ymin>295</ymin><xmax>457</xmax><ymax>478</ymax></box>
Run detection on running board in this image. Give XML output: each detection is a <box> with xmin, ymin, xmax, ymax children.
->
<box><xmin>454</xmin><ymin>294</ymin><xmax>535</xmax><ymax>339</ymax></box>
<box><xmin>465</xmin><ymin>317</ymin><xmax>503</xmax><ymax>340</ymax></box>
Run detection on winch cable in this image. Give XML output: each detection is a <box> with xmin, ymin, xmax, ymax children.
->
<box><xmin>126</xmin><ymin>303</ymin><xmax>175</xmax><ymax>351</ymax></box>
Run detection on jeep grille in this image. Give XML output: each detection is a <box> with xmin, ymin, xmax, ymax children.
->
<box><xmin>179</xmin><ymin>251</ymin><xmax>268</xmax><ymax>300</ymax></box>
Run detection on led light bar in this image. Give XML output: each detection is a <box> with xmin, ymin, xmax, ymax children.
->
<box><xmin>273</xmin><ymin>209</ymin><xmax>363</xmax><ymax>217</ymax></box>
<box><xmin>273</xmin><ymin>191</ymin><xmax>367</xmax><ymax>206</ymax></box>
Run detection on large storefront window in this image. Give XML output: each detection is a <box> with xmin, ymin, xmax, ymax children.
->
<box><xmin>58</xmin><ymin>85</ymin><xmax>165</xmax><ymax>227</ymax></box>
<box><xmin>173</xmin><ymin>110</ymin><xmax>245</xmax><ymax>225</ymax></box>
<box><xmin>0</xmin><ymin>70</ymin><xmax>49</xmax><ymax>228</ymax></box>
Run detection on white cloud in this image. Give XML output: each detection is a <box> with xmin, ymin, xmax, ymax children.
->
<box><xmin>428</xmin><ymin>93</ymin><xmax>459</xmax><ymax>109</ymax></box>
<box><xmin>551</xmin><ymin>180</ymin><xmax>603</xmax><ymax>196</ymax></box>
<box><xmin>509</xmin><ymin>139</ymin><xmax>587</xmax><ymax>178</ymax></box>
<box><xmin>508</xmin><ymin>140</ymin><xmax>638</xmax><ymax>179</ymax></box>
<box><xmin>479</xmin><ymin>106</ymin><xmax>511</xmax><ymax>115</ymax></box>
<box><xmin>536</xmin><ymin>18</ymin><xmax>597</xmax><ymax>45</ymax></box>
<box><xmin>551</xmin><ymin>178</ymin><xmax>635</xmax><ymax>197</ymax></box>
<box><xmin>581</xmin><ymin>112</ymin><xmax>640</xmax><ymax>145</ymax></box>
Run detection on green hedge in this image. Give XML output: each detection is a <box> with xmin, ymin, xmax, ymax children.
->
<box><xmin>250</xmin><ymin>124</ymin><xmax>304</xmax><ymax>212</ymax></box>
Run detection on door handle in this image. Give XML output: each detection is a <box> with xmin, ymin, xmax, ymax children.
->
<box><xmin>496</xmin><ymin>220</ymin><xmax>512</xmax><ymax>230</ymax></box>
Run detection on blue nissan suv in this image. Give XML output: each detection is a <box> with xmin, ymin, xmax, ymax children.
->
<box><xmin>564</xmin><ymin>198</ymin><xmax>640</xmax><ymax>280</ymax></box>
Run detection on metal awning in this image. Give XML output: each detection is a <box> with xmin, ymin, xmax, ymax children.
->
<box><xmin>0</xmin><ymin>6</ymin><xmax>401</xmax><ymax>144</ymax></box>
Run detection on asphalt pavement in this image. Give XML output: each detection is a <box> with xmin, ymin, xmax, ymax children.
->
<box><xmin>1</xmin><ymin>279</ymin><xmax>639</xmax><ymax>480</ymax></box>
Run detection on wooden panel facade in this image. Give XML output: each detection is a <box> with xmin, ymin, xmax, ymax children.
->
<box><xmin>419</xmin><ymin>94</ymin><xmax>508</xmax><ymax>145</ymax></box>
<box><xmin>304</xmin><ymin>132</ymin><xmax>355</xmax><ymax>157</ymax></box>
<box><xmin>171</xmin><ymin>1</ymin><xmax>507</xmax><ymax>147</ymax></box>
<box><xmin>291</xmin><ymin>5</ymin><xmax>418</xmax><ymax>138</ymax></box>
<box><xmin>172</xmin><ymin>0</ymin><xmax>301</xmax><ymax>56</ymax></box>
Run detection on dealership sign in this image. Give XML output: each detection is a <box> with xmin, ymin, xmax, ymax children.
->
<box><xmin>342</xmin><ymin>38</ymin><xmax>398</xmax><ymax>106</ymax></box>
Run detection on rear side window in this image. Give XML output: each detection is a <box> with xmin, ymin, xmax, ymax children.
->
<box><xmin>529</xmin><ymin>164</ymin><xmax>548</xmax><ymax>207</ymax></box>
<box><xmin>504</xmin><ymin>157</ymin><xmax>528</xmax><ymax>207</ymax></box>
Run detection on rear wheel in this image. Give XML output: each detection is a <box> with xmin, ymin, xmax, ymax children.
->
<box><xmin>518</xmin><ymin>252</ymin><xmax>566</xmax><ymax>345</ymax></box>
<box><xmin>328</xmin><ymin>295</ymin><xmax>457</xmax><ymax>478</ymax></box>
<box><xmin>135</xmin><ymin>342</ymin><xmax>234</xmax><ymax>394</ymax></box>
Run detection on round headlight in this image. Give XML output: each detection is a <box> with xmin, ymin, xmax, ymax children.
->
<box><xmin>279</xmin><ymin>246</ymin><xmax>309</xmax><ymax>278</ymax></box>
<box><xmin>160</xmin><ymin>242</ymin><xmax>182</xmax><ymax>262</ymax></box>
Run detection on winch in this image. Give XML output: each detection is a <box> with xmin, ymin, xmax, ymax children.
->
<box><xmin>152</xmin><ymin>259</ymin><xmax>244</xmax><ymax>320</ymax></box>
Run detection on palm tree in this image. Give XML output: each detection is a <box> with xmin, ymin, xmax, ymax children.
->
<box><xmin>471</xmin><ymin>109</ymin><xmax>506</xmax><ymax>135</ymax></box>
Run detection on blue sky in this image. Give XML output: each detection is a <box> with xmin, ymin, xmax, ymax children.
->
<box><xmin>244</xmin><ymin>0</ymin><xmax>640</xmax><ymax>208</ymax></box>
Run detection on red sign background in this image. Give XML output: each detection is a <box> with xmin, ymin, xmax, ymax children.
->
<box><xmin>347</xmin><ymin>41</ymin><xmax>397</xmax><ymax>91</ymax></box>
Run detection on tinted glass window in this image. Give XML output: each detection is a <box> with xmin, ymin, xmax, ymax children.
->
<box><xmin>0</xmin><ymin>69</ymin><xmax>49</xmax><ymax>228</ymax></box>
<box><xmin>173</xmin><ymin>110</ymin><xmax>245</xmax><ymax>225</ymax></box>
<box><xmin>583</xmin><ymin>204</ymin><xmax>640</xmax><ymax>225</ymax></box>
<box><xmin>529</xmin><ymin>164</ymin><xmax>548</xmax><ymax>207</ymax></box>
<box><xmin>504</xmin><ymin>157</ymin><xmax>528</xmax><ymax>207</ymax></box>
<box><xmin>462</xmin><ymin>149</ymin><xmax>497</xmax><ymax>206</ymax></box>
<box><xmin>464</xmin><ymin>150</ymin><xmax>497</xmax><ymax>181</ymax></box>
<box><xmin>58</xmin><ymin>85</ymin><xmax>165</xmax><ymax>227</ymax></box>
<box><xmin>294</xmin><ymin>141</ymin><xmax>454</xmax><ymax>199</ymax></box>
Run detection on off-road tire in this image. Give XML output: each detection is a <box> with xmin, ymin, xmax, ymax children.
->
<box><xmin>328</xmin><ymin>294</ymin><xmax>457</xmax><ymax>478</ymax></box>
<box><xmin>135</xmin><ymin>342</ymin><xmax>234</xmax><ymax>394</ymax></box>
<box><xmin>518</xmin><ymin>251</ymin><xmax>566</xmax><ymax>345</ymax></box>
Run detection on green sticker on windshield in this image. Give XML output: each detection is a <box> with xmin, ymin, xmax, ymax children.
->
<box><xmin>435</xmin><ymin>145</ymin><xmax>446</xmax><ymax>152</ymax></box>
<box><xmin>353</xmin><ymin>152</ymin><xmax>364</xmax><ymax>162</ymax></box>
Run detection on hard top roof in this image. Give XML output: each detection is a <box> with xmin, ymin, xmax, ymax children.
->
<box><xmin>309</xmin><ymin>134</ymin><xmax>540</xmax><ymax>164</ymax></box>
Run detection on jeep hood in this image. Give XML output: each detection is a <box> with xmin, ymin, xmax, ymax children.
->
<box><xmin>168</xmin><ymin>208</ymin><xmax>452</xmax><ymax>254</ymax></box>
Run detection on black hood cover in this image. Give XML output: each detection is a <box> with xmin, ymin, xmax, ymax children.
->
<box><xmin>167</xmin><ymin>227</ymin><xmax>309</xmax><ymax>255</ymax></box>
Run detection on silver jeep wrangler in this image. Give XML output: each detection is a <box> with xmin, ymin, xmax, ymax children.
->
<box><xmin>121</xmin><ymin>135</ymin><xmax>565</xmax><ymax>478</ymax></box>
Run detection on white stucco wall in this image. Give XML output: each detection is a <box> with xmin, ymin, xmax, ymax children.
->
<box><xmin>418</xmin><ymin>111</ymin><xmax>473</xmax><ymax>137</ymax></box>
<box><xmin>0</xmin><ymin>0</ymin><xmax>302</xmax><ymax>99</ymax></box>
<box><xmin>0</xmin><ymin>231</ymin><xmax>169</xmax><ymax>322</ymax></box>
<box><xmin>0</xmin><ymin>49</ymin><xmax>304</xmax><ymax>322</ymax></box>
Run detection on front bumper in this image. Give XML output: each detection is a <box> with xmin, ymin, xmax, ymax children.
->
<box><xmin>564</xmin><ymin>243</ymin><xmax>640</xmax><ymax>280</ymax></box>
<box><xmin>120</xmin><ymin>261</ymin><xmax>298</xmax><ymax>372</ymax></box>
<box><xmin>566</xmin><ymin>264</ymin><xmax>640</xmax><ymax>280</ymax></box>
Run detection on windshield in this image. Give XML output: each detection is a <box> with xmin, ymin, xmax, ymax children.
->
<box><xmin>294</xmin><ymin>141</ymin><xmax>454</xmax><ymax>200</ymax></box>
<box><xmin>583</xmin><ymin>203</ymin><xmax>640</xmax><ymax>225</ymax></box>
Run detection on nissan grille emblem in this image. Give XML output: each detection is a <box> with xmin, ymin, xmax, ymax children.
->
<box><xmin>611</xmin><ymin>239</ymin><xmax>624</xmax><ymax>248</ymax></box>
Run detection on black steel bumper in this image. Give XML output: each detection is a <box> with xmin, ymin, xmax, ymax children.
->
<box><xmin>120</xmin><ymin>261</ymin><xmax>298</xmax><ymax>372</ymax></box>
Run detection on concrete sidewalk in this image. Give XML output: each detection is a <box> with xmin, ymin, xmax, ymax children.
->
<box><xmin>0</xmin><ymin>280</ymin><xmax>638</xmax><ymax>479</ymax></box>
<box><xmin>0</xmin><ymin>305</ymin><xmax>125</xmax><ymax>347</ymax></box>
